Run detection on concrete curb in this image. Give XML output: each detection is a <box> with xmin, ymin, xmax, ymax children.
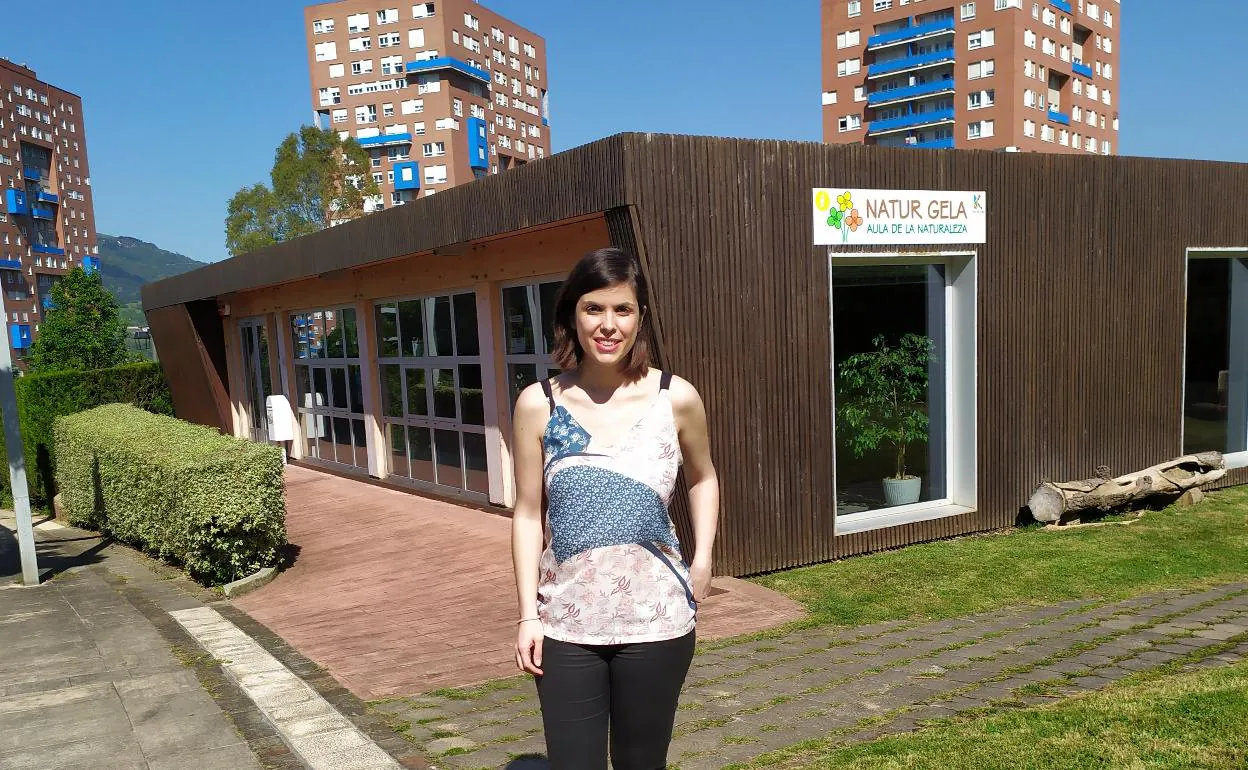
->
<box><xmin>224</xmin><ymin>566</ymin><xmax>278</xmax><ymax>598</ymax></box>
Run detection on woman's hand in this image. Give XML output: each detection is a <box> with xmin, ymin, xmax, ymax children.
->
<box><xmin>689</xmin><ymin>559</ymin><xmax>713</xmax><ymax>604</ymax></box>
<box><xmin>515</xmin><ymin>619</ymin><xmax>544</xmax><ymax>676</ymax></box>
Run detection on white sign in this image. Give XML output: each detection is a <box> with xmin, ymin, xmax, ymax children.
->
<box><xmin>813</xmin><ymin>188</ymin><xmax>987</xmax><ymax>246</ymax></box>
<box><xmin>266</xmin><ymin>395</ymin><xmax>297</xmax><ymax>442</ymax></box>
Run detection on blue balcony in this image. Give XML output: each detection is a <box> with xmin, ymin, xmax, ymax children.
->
<box><xmin>467</xmin><ymin>117</ymin><xmax>488</xmax><ymax>170</ymax></box>
<box><xmin>912</xmin><ymin>137</ymin><xmax>956</xmax><ymax>149</ymax></box>
<box><xmin>32</xmin><ymin>244</ymin><xmax>65</xmax><ymax>256</ymax></box>
<box><xmin>393</xmin><ymin>161</ymin><xmax>421</xmax><ymax>191</ymax></box>
<box><xmin>0</xmin><ymin>259</ymin><xmax>21</xmax><ymax>270</ymax></box>
<box><xmin>868</xmin><ymin>49</ymin><xmax>956</xmax><ymax>78</ymax></box>
<box><xmin>867</xmin><ymin>17</ymin><xmax>956</xmax><ymax>50</ymax></box>
<box><xmin>356</xmin><ymin>132</ymin><xmax>412</xmax><ymax>148</ymax></box>
<box><xmin>868</xmin><ymin>78</ymin><xmax>956</xmax><ymax>106</ymax></box>
<box><xmin>405</xmin><ymin>57</ymin><xmax>490</xmax><ymax>84</ymax></box>
<box><xmin>1048</xmin><ymin>109</ymin><xmax>1071</xmax><ymax>125</ymax></box>
<box><xmin>81</xmin><ymin>256</ymin><xmax>99</xmax><ymax>274</ymax></box>
<box><xmin>1049</xmin><ymin>0</ymin><xmax>1073</xmax><ymax>12</ymax></box>
<box><xmin>34</xmin><ymin>190</ymin><xmax>59</xmax><ymax>205</ymax></box>
<box><xmin>3</xmin><ymin>189</ymin><xmax>28</xmax><ymax>216</ymax></box>
<box><xmin>22</xmin><ymin>167</ymin><xmax>42</xmax><ymax>182</ymax></box>
<box><xmin>31</xmin><ymin>205</ymin><xmax>54</xmax><ymax>220</ymax></box>
<box><xmin>1072</xmin><ymin>60</ymin><xmax>1093</xmax><ymax>78</ymax></box>
<box><xmin>10</xmin><ymin>324</ymin><xmax>32</xmax><ymax>350</ymax></box>
<box><xmin>868</xmin><ymin>108</ymin><xmax>956</xmax><ymax>135</ymax></box>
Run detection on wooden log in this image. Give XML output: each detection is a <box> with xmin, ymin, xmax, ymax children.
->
<box><xmin>1028</xmin><ymin>452</ymin><xmax>1226</xmax><ymax>524</ymax></box>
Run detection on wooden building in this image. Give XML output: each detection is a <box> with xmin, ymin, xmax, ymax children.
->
<box><xmin>142</xmin><ymin>133</ymin><xmax>1248</xmax><ymax>576</ymax></box>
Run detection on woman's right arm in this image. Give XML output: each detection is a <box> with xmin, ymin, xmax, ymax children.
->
<box><xmin>511</xmin><ymin>383</ymin><xmax>548</xmax><ymax>676</ymax></box>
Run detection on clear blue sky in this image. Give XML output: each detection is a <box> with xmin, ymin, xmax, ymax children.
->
<box><xmin>6</xmin><ymin>0</ymin><xmax>1245</xmax><ymax>263</ymax></box>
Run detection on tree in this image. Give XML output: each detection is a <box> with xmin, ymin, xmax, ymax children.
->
<box><xmin>26</xmin><ymin>267</ymin><xmax>131</xmax><ymax>373</ymax></box>
<box><xmin>835</xmin><ymin>333</ymin><xmax>934</xmax><ymax>480</ymax></box>
<box><xmin>225</xmin><ymin>125</ymin><xmax>379</xmax><ymax>256</ymax></box>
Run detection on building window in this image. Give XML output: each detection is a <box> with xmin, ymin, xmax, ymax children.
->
<box><xmin>968</xmin><ymin>29</ymin><xmax>994</xmax><ymax>49</ymax></box>
<box><xmin>375</xmin><ymin>292</ymin><xmax>488</xmax><ymax>495</ymax></box>
<box><xmin>960</xmin><ymin>2</ymin><xmax>975</xmax><ymax>19</ymax></box>
<box><xmin>502</xmin><ymin>279</ymin><xmax>563</xmax><ymax>406</ymax></box>
<box><xmin>291</xmin><ymin>308</ymin><xmax>367</xmax><ymax>470</ymax></box>
<box><xmin>874</xmin><ymin>0</ymin><xmax>892</xmax><ymax>10</ymax></box>
<box><xmin>837</xmin><ymin>58</ymin><xmax>861</xmax><ymax>77</ymax></box>
<box><xmin>1184</xmin><ymin>252</ymin><xmax>1248</xmax><ymax>467</ymax></box>
<box><xmin>967</xmin><ymin>59</ymin><xmax>994</xmax><ymax>79</ymax></box>
<box><xmin>378</xmin><ymin>7</ymin><xmax>399</xmax><ymax>24</ymax></box>
<box><xmin>837</xmin><ymin>114</ymin><xmax>862</xmax><ymax>132</ymax></box>
<box><xmin>848</xmin><ymin>0</ymin><xmax>862</xmax><ymax>16</ymax></box>
<box><xmin>1023</xmin><ymin>118</ymin><xmax>1036</xmax><ymax>137</ymax></box>
<box><xmin>314</xmin><ymin>42</ymin><xmax>337</xmax><ymax>61</ymax></box>
<box><xmin>836</xmin><ymin>29</ymin><xmax>861</xmax><ymax>48</ymax></box>
<box><xmin>831</xmin><ymin>255</ymin><xmax>977</xmax><ymax>531</ymax></box>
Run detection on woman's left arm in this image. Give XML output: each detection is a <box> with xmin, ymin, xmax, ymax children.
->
<box><xmin>671</xmin><ymin>376</ymin><xmax>719</xmax><ymax>603</ymax></box>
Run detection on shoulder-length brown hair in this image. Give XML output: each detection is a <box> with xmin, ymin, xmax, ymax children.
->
<box><xmin>551</xmin><ymin>248</ymin><xmax>652</xmax><ymax>379</ymax></box>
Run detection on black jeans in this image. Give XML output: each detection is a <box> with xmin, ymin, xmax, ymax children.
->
<box><xmin>535</xmin><ymin>631</ymin><xmax>695</xmax><ymax>770</ymax></box>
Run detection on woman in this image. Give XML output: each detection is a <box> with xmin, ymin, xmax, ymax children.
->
<box><xmin>511</xmin><ymin>247</ymin><xmax>720</xmax><ymax>769</ymax></box>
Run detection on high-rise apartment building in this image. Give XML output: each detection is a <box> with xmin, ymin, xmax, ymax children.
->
<box><xmin>0</xmin><ymin>59</ymin><xmax>99</xmax><ymax>365</ymax></box>
<box><xmin>823</xmin><ymin>0</ymin><xmax>1119</xmax><ymax>153</ymax></box>
<box><xmin>305</xmin><ymin>1</ymin><xmax>551</xmax><ymax>212</ymax></box>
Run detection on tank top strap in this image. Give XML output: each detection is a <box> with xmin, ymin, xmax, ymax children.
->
<box><xmin>539</xmin><ymin>378</ymin><xmax>556</xmax><ymax>414</ymax></box>
<box><xmin>659</xmin><ymin>371</ymin><xmax>673</xmax><ymax>392</ymax></box>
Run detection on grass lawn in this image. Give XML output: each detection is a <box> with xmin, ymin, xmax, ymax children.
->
<box><xmin>736</xmin><ymin>658</ymin><xmax>1248</xmax><ymax>770</ymax></box>
<box><xmin>752</xmin><ymin>486</ymin><xmax>1248</xmax><ymax>628</ymax></box>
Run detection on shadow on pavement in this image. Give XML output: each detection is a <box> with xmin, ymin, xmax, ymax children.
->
<box><xmin>505</xmin><ymin>757</ymin><xmax>550</xmax><ymax>769</ymax></box>
<box><xmin>0</xmin><ymin>519</ymin><xmax>111</xmax><ymax>584</ymax></box>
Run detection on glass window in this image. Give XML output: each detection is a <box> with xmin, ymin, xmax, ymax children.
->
<box><xmin>290</xmin><ymin>305</ymin><xmax>368</xmax><ymax>470</ymax></box>
<box><xmin>502</xmin><ymin>279</ymin><xmax>563</xmax><ymax>407</ymax></box>
<box><xmin>376</xmin><ymin>291</ymin><xmax>488</xmax><ymax>495</ymax></box>
<box><xmin>1183</xmin><ymin>255</ymin><xmax>1248</xmax><ymax>460</ymax></box>
<box><xmin>833</xmin><ymin>264</ymin><xmax>947</xmax><ymax>514</ymax></box>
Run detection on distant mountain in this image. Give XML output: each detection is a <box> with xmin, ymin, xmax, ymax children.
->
<box><xmin>96</xmin><ymin>234</ymin><xmax>208</xmax><ymax>305</ymax></box>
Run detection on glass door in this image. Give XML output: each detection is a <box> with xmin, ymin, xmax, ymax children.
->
<box><xmin>238</xmin><ymin>317</ymin><xmax>273</xmax><ymax>443</ymax></box>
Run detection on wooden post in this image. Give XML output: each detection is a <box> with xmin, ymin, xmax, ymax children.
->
<box><xmin>475</xmin><ymin>282</ymin><xmax>509</xmax><ymax>506</ymax></box>
<box><xmin>356</xmin><ymin>299</ymin><xmax>386</xmax><ymax>479</ymax></box>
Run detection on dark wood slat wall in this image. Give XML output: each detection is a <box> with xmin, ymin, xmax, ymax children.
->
<box><xmin>620</xmin><ymin>134</ymin><xmax>1248</xmax><ymax>574</ymax></box>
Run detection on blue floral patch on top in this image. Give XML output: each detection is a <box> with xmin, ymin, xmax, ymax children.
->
<box><xmin>543</xmin><ymin>405</ymin><xmax>591</xmax><ymax>464</ymax></box>
<box><xmin>546</xmin><ymin>465</ymin><xmax>681</xmax><ymax>564</ymax></box>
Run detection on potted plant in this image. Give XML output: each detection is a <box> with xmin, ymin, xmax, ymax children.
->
<box><xmin>836</xmin><ymin>333</ymin><xmax>933</xmax><ymax>507</ymax></box>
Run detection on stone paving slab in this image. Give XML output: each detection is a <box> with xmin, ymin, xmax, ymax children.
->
<box><xmin>369</xmin><ymin>581</ymin><xmax>1248</xmax><ymax>769</ymax></box>
<box><xmin>0</xmin><ymin>518</ymin><xmax>264</xmax><ymax>770</ymax></box>
<box><xmin>1</xmin><ymin>513</ymin><xmax>431</xmax><ymax>770</ymax></box>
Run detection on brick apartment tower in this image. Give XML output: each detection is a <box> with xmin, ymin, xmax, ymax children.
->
<box><xmin>822</xmin><ymin>0</ymin><xmax>1119</xmax><ymax>153</ymax></box>
<box><xmin>305</xmin><ymin>0</ymin><xmax>551</xmax><ymax>211</ymax></box>
<box><xmin>0</xmin><ymin>59</ymin><xmax>99</xmax><ymax>366</ymax></box>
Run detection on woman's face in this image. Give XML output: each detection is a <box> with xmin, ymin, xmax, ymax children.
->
<box><xmin>575</xmin><ymin>282</ymin><xmax>641</xmax><ymax>369</ymax></box>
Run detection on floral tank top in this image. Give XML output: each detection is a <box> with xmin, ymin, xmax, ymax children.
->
<box><xmin>536</xmin><ymin>372</ymin><xmax>696</xmax><ymax>645</ymax></box>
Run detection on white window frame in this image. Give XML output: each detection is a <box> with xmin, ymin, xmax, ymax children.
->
<box><xmin>848</xmin><ymin>0</ymin><xmax>862</xmax><ymax>15</ymax></box>
<box><xmin>829</xmin><ymin>252</ymin><xmax>979</xmax><ymax>536</ymax></box>
<box><xmin>960</xmin><ymin>2</ymin><xmax>976</xmax><ymax>19</ymax></box>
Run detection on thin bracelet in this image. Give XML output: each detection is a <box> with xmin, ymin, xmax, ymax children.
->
<box><xmin>516</xmin><ymin>617</ymin><xmax>541</xmax><ymax>625</ymax></box>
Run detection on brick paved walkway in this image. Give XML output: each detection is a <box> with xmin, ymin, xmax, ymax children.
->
<box><xmin>370</xmin><ymin>582</ymin><xmax>1248</xmax><ymax>769</ymax></box>
<box><xmin>236</xmin><ymin>466</ymin><xmax>805</xmax><ymax>698</ymax></box>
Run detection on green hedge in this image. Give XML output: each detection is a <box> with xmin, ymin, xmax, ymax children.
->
<box><xmin>54</xmin><ymin>404</ymin><xmax>287</xmax><ymax>585</ymax></box>
<box><xmin>0</xmin><ymin>362</ymin><xmax>173</xmax><ymax>508</ymax></box>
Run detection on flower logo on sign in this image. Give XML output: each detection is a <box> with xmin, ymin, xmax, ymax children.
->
<box><xmin>816</xmin><ymin>189</ymin><xmax>866</xmax><ymax>244</ymax></box>
<box><xmin>831</xmin><ymin>191</ymin><xmax>857</xmax><ymax>243</ymax></box>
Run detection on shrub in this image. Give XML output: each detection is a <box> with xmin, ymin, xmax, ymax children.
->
<box><xmin>0</xmin><ymin>362</ymin><xmax>173</xmax><ymax>507</ymax></box>
<box><xmin>55</xmin><ymin>404</ymin><xmax>287</xmax><ymax>585</ymax></box>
